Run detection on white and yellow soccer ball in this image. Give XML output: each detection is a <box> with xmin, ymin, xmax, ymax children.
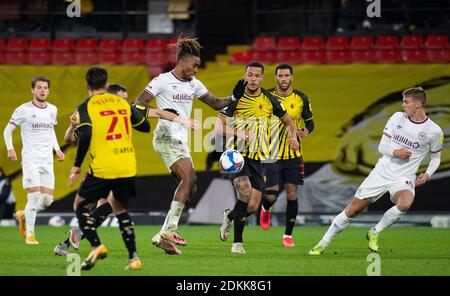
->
<box><xmin>219</xmin><ymin>149</ymin><xmax>245</xmax><ymax>174</ymax></box>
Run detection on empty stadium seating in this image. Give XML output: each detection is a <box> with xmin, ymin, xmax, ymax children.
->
<box><xmin>0</xmin><ymin>35</ymin><xmax>447</xmax><ymax>71</ymax></box>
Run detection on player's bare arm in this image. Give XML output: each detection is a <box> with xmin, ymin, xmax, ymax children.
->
<box><xmin>135</xmin><ymin>89</ymin><xmax>154</xmax><ymax>107</ymax></box>
<box><xmin>148</xmin><ymin>108</ymin><xmax>200</xmax><ymax>130</ymax></box>
<box><xmin>281</xmin><ymin>115</ymin><xmax>299</xmax><ymax>150</ymax></box>
<box><xmin>199</xmin><ymin>80</ymin><xmax>247</xmax><ymax>110</ymax></box>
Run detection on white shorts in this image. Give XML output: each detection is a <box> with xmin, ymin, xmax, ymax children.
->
<box><xmin>153</xmin><ymin>135</ymin><xmax>192</xmax><ymax>171</ymax></box>
<box><xmin>355</xmin><ymin>169</ymin><xmax>415</xmax><ymax>204</ymax></box>
<box><xmin>22</xmin><ymin>162</ymin><xmax>54</xmax><ymax>189</ymax></box>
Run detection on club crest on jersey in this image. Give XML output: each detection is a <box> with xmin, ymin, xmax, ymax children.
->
<box><xmin>418</xmin><ymin>131</ymin><xmax>426</xmax><ymax>140</ymax></box>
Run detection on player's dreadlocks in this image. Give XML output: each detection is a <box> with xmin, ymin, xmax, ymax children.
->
<box><xmin>171</xmin><ymin>36</ymin><xmax>203</xmax><ymax>62</ymax></box>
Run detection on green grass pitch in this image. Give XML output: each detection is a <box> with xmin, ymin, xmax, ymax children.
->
<box><xmin>0</xmin><ymin>226</ymin><xmax>449</xmax><ymax>276</ymax></box>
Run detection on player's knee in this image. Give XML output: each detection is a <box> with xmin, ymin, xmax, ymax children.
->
<box><xmin>42</xmin><ymin>194</ymin><xmax>53</xmax><ymax>208</ymax></box>
<box><xmin>247</xmin><ymin>204</ymin><xmax>259</xmax><ymax>213</ymax></box>
<box><xmin>286</xmin><ymin>191</ymin><xmax>298</xmax><ymax>201</ymax></box>
<box><xmin>238</xmin><ymin>183</ymin><xmax>252</xmax><ymax>198</ymax></box>
<box><xmin>396</xmin><ymin>203</ymin><xmax>411</xmax><ymax>212</ymax></box>
<box><xmin>264</xmin><ymin>190</ymin><xmax>278</xmax><ymax>203</ymax></box>
<box><xmin>190</xmin><ymin>184</ymin><xmax>198</xmax><ymax>199</ymax></box>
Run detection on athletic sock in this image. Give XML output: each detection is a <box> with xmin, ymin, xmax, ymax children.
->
<box><xmin>285</xmin><ymin>199</ymin><xmax>298</xmax><ymax>236</ymax></box>
<box><xmin>25</xmin><ymin>192</ymin><xmax>40</xmax><ymax>237</ymax></box>
<box><xmin>262</xmin><ymin>197</ymin><xmax>275</xmax><ymax>212</ymax></box>
<box><xmin>233</xmin><ymin>200</ymin><xmax>248</xmax><ymax>243</ymax></box>
<box><xmin>320</xmin><ymin>210</ymin><xmax>352</xmax><ymax>247</ymax></box>
<box><xmin>165</xmin><ymin>200</ymin><xmax>185</xmax><ymax>232</ymax></box>
<box><xmin>373</xmin><ymin>206</ymin><xmax>405</xmax><ymax>234</ymax></box>
<box><xmin>76</xmin><ymin>206</ymin><xmax>101</xmax><ymax>247</ymax></box>
<box><xmin>117</xmin><ymin>212</ymin><xmax>137</xmax><ymax>260</ymax></box>
<box><xmin>91</xmin><ymin>203</ymin><xmax>113</xmax><ymax>227</ymax></box>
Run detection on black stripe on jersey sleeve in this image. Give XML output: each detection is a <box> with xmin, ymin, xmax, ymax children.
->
<box><xmin>130</xmin><ymin>105</ymin><xmax>150</xmax><ymax>132</ymax></box>
<box><xmin>293</xmin><ymin>89</ymin><xmax>314</xmax><ymax>122</ymax></box>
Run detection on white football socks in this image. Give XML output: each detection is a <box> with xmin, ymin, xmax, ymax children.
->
<box><xmin>320</xmin><ymin>210</ymin><xmax>352</xmax><ymax>247</ymax></box>
<box><xmin>37</xmin><ymin>194</ymin><xmax>53</xmax><ymax>212</ymax></box>
<box><xmin>372</xmin><ymin>206</ymin><xmax>405</xmax><ymax>234</ymax></box>
<box><xmin>24</xmin><ymin>192</ymin><xmax>40</xmax><ymax>237</ymax></box>
<box><xmin>161</xmin><ymin>200</ymin><xmax>185</xmax><ymax>232</ymax></box>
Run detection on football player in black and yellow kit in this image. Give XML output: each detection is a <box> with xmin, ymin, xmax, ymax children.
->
<box><xmin>260</xmin><ymin>64</ymin><xmax>314</xmax><ymax>248</ymax></box>
<box><xmin>68</xmin><ymin>67</ymin><xmax>150</xmax><ymax>270</ymax></box>
<box><xmin>218</xmin><ymin>62</ymin><xmax>300</xmax><ymax>254</ymax></box>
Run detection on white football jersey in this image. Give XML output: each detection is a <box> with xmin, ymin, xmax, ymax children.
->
<box><xmin>375</xmin><ymin>112</ymin><xmax>443</xmax><ymax>181</ymax></box>
<box><xmin>145</xmin><ymin>71</ymin><xmax>208</xmax><ymax>142</ymax></box>
<box><xmin>9</xmin><ymin>101</ymin><xmax>58</xmax><ymax>163</ymax></box>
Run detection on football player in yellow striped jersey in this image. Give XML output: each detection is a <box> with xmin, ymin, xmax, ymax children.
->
<box><xmin>218</xmin><ymin>62</ymin><xmax>299</xmax><ymax>254</ymax></box>
<box><xmin>68</xmin><ymin>67</ymin><xmax>150</xmax><ymax>270</ymax></box>
<box><xmin>260</xmin><ymin>64</ymin><xmax>315</xmax><ymax>248</ymax></box>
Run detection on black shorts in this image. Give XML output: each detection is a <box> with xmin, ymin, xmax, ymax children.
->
<box><xmin>78</xmin><ymin>174</ymin><xmax>136</xmax><ymax>206</ymax></box>
<box><xmin>265</xmin><ymin>157</ymin><xmax>304</xmax><ymax>188</ymax></box>
<box><xmin>231</xmin><ymin>157</ymin><xmax>265</xmax><ymax>192</ymax></box>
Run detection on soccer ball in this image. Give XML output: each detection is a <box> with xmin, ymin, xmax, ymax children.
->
<box><xmin>219</xmin><ymin>149</ymin><xmax>244</xmax><ymax>174</ymax></box>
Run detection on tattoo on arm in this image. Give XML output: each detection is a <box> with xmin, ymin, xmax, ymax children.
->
<box><xmin>199</xmin><ymin>93</ymin><xmax>232</xmax><ymax>110</ymax></box>
<box><xmin>135</xmin><ymin>90</ymin><xmax>154</xmax><ymax>107</ymax></box>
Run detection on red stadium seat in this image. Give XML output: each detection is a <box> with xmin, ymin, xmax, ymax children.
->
<box><xmin>301</xmin><ymin>36</ymin><xmax>325</xmax><ymax>51</ymax></box>
<box><xmin>97</xmin><ymin>38</ymin><xmax>121</xmax><ymax>53</ymax></box>
<box><xmin>120</xmin><ymin>52</ymin><xmax>144</xmax><ymax>64</ymax></box>
<box><xmin>326</xmin><ymin>50</ymin><xmax>352</xmax><ymax>64</ymax></box>
<box><xmin>6</xmin><ymin>38</ymin><xmax>28</xmax><ymax>52</ymax></box>
<box><xmin>350</xmin><ymin>50</ymin><xmax>375</xmax><ymax>63</ymax></box>
<box><xmin>98</xmin><ymin>52</ymin><xmax>120</xmax><ymax>64</ymax></box>
<box><xmin>326</xmin><ymin>36</ymin><xmax>349</xmax><ymax>50</ymax></box>
<box><xmin>28</xmin><ymin>52</ymin><xmax>51</xmax><ymax>65</ymax></box>
<box><xmin>51</xmin><ymin>52</ymin><xmax>75</xmax><ymax>65</ymax></box>
<box><xmin>230</xmin><ymin>52</ymin><xmax>256</xmax><ymax>64</ymax></box>
<box><xmin>400</xmin><ymin>50</ymin><xmax>425</xmax><ymax>63</ymax></box>
<box><xmin>302</xmin><ymin>51</ymin><xmax>325</xmax><ymax>64</ymax></box>
<box><xmin>145</xmin><ymin>38</ymin><xmax>168</xmax><ymax>52</ymax></box>
<box><xmin>0</xmin><ymin>39</ymin><xmax>5</xmax><ymax>51</ymax></box>
<box><xmin>144</xmin><ymin>52</ymin><xmax>168</xmax><ymax>66</ymax></box>
<box><xmin>350</xmin><ymin>36</ymin><xmax>373</xmax><ymax>50</ymax></box>
<box><xmin>75</xmin><ymin>52</ymin><xmax>98</xmax><ymax>65</ymax></box>
<box><xmin>254</xmin><ymin>51</ymin><xmax>277</xmax><ymax>64</ymax></box>
<box><xmin>5</xmin><ymin>52</ymin><xmax>29</xmax><ymax>64</ymax></box>
<box><xmin>277</xmin><ymin>36</ymin><xmax>301</xmax><ymax>51</ymax></box>
<box><xmin>52</xmin><ymin>38</ymin><xmax>75</xmax><ymax>52</ymax></box>
<box><xmin>122</xmin><ymin>38</ymin><xmax>145</xmax><ymax>53</ymax></box>
<box><xmin>425</xmin><ymin>50</ymin><xmax>450</xmax><ymax>63</ymax></box>
<box><xmin>29</xmin><ymin>38</ymin><xmax>51</xmax><ymax>52</ymax></box>
<box><xmin>375</xmin><ymin>50</ymin><xmax>400</xmax><ymax>63</ymax></box>
<box><xmin>0</xmin><ymin>52</ymin><xmax>4</xmax><ymax>64</ymax></box>
<box><xmin>425</xmin><ymin>35</ymin><xmax>448</xmax><ymax>49</ymax></box>
<box><xmin>147</xmin><ymin>66</ymin><xmax>165</xmax><ymax>78</ymax></box>
<box><xmin>374</xmin><ymin>36</ymin><xmax>399</xmax><ymax>50</ymax></box>
<box><xmin>400</xmin><ymin>36</ymin><xmax>423</xmax><ymax>49</ymax></box>
<box><xmin>252</xmin><ymin>36</ymin><xmax>276</xmax><ymax>52</ymax></box>
<box><xmin>76</xmin><ymin>38</ymin><xmax>97</xmax><ymax>52</ymax></box>
<box><xmin>276</xmin><ymin>51</ymin><xmax>303</xmax><ymax>64</ymax></box>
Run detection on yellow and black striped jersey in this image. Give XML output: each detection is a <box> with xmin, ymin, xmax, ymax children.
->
<box><xmin>76</xmin><ymin>92</ymin><xmax>147</xmax><ymax>179</ymax></box>
<box><xmin>269</xmin><ymin>88</ymin><xmax>313</xmax><ymax>160</ymax></box>
<box><xmin>220</xmin><ymin>88</ymin><xmax>287</xmax><ymax>161</ymax></box>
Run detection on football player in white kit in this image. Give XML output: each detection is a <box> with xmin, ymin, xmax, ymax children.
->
<box><xmin>134</xmin><ymin>37</ymin><xmax>247</xmax><ymax>255</ymax></box>
<box><xmin>3</xmin><ymin>76</ymin><xmax>64</xmax><ymax>244</ymax></box>
<box><xmin>309</xmin><ymin>87</ymin><xmax>444</xmax><ymax>255</ymax></box>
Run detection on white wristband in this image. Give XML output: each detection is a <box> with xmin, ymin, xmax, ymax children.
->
<box><xmin>231</xmin><ymin>95</ymin><xmax>237</xmax><ymax>102</ymax></box>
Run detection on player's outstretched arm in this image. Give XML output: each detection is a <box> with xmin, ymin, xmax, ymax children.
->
<box><xmin>147</xmin><ymin>108</ymin><xmax>200</xmax><ymax>130</ymax></box>
<box><xmin>64</xmin><ymin>114</ymin><xmax>78</xmax><ymax>145</ymax></box>
<box><xmin>215</xmin><ymin>115</ymin><xmax>252</xmax><ymax>140</ymax></box>
<box><xmin>199</xmin><ymin>80</ymin><xmax>247</xmax><ymax>110</ymax></box>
